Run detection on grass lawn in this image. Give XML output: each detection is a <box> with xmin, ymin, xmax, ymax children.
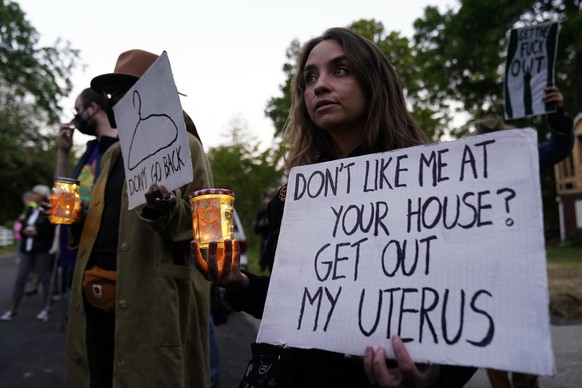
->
<box><xmin>546</xmin><ymin>245</ymin><xmax>582</xmax><ymax>264</ymax></box>
<box><xmin>0</xmin><ymin>244</ymin><xmax>16</xmax><ymax>256</ymax></box>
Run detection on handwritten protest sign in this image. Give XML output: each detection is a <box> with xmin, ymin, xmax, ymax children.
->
<box><xmin>257</xmin><ymin>129</ymin><xmax>555</xmax><ymax>376</ymax></box>
<box><xmin>504</xmin><ymin>22</ymin><xmax>559</xmax><ymax>120</ymax></box>
<box><xmin>113</xmin><ymin>51</ymin><xmax>192</xmax><ymax>210</ymax></box>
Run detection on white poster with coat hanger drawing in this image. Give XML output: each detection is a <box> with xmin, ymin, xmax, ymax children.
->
<box><xmin>504</xmin><ymin>22</ymin><xmax>560</xmax><ymax>120</ymax></box>
<box><xmin>113</xmin><ymin>51</ymin><xmax>193</xmax><ymax>210</ymax></box>
<box><xmin>257</xmin><ymin>129</ymin><xmax>555</xmax><ymax>376</ymax></box>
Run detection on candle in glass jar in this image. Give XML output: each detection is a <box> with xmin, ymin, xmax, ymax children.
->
<box><xmin>189</xmin><ymin>188</ymin><xmax>235</xmax><ymax>249</ymax></box>
<box><xmin>49</xmin><ymin>177</ymin><xmax>82</xmax><ymax>224</ymax></box>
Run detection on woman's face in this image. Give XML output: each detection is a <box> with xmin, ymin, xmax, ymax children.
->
<box><xmin>303</xmin><ymin>39</ymin><xmax>366</xmax><ymax>142</ymax></box>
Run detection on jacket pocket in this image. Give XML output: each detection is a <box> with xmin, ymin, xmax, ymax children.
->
<box><xmin>154</xmin><ymin>262</ymin><xmax>193</xmax><ymax>346</ymax></box>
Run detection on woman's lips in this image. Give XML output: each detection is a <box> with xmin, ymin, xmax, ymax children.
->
<box><xmin>314</xmin><ymin>100</ymin><xmax>336</xmax><ymax>111</ymax></box>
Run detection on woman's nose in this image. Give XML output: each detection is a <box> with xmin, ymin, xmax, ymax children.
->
<box><xmin>314</xmin><ymin>74</ymin><xmax>331</xmax><ymax>95</ymax></box>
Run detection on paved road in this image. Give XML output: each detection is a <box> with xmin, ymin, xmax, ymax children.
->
<box><xmin>0</xmin><ymin>253</ymin><xmax>256</xmax><ymax>388</ymax></box>
<box><xmin>1</xmin><ymin>253</ymin><xmax>581</xmax><ymax>387</ymax></box>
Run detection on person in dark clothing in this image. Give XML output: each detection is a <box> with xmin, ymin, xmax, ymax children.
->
<box><xmin>1</xmin><ymin>185</ymin><xmax>55</xmax><ymax>322</ymax></box>
<box><xmin>478</xmin><ymin>86</ymin><xmax>574</xmax><ymax>388</ymax></box>
<box><xmin>193</xmin><ymin>27</ymin><xmax>477</xmax><ymax>387</ymax></box>
<box><xmin>474</xmin><ymin>86</ymin><xmax>574</xmax><ymax>173</ymax></box>
<box><xmin>66</xmin><ymin>49</ymin><xmax>212</xmax><ymax>388</ymax></box>
<box><xmin>55</xmin><ymin>88</ymin><xmax>119</xmax><ymax>299</ymax></box>
<box><xmin>254</xmin><ymin>192</ymin><xmax>271</xmax><ymax>272</ymax></box>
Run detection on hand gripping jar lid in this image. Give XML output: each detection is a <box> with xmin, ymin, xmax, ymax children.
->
<box><xmin>189</xmin><ymin>188</ymin><xmax>235</xmax><ymax>200</ymax></box>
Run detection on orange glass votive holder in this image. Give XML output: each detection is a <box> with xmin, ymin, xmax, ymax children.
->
<box><xmin>49</xmin><ymin>177</ymin><xmax>82</xmax><ymax>224</ymax></box>
<box><xmin>189</xmin><ymin>188</ymin><xmax>235</xmax><ymax>248</ymax></box>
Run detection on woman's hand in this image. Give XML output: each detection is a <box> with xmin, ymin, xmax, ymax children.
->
<box><xmin>363</xmin><ymin>336</ymin><xmax>440</xmax><ymax>387</ymax></box>
<box><xmin>192</xmin><ymin>239</ymin><xmax>249</xmax><ymax>291</ymax></box>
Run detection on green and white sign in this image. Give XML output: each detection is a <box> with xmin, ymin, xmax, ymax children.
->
<box><xmin>504</xmin><ymin>22</ymin><xmax>559</xmax><ymax>120</ymax></box>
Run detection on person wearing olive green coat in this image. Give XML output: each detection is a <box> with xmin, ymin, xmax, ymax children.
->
<box><xmin>66</xmin><ymin>132</ymin><xmax>212</xmax><ymax>388</ymax></box>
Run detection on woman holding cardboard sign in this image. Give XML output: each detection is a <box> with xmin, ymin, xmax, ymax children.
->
<box><xmin>192</xmin><ymin>28</ymin><xmax>476</xmax><ymax>387</ymax></box>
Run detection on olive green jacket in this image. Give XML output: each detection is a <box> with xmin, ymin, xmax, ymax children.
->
<box><xmin>67</xmin><ymin>134</ymin><xmax>212</xmax><ymax>388</ymax></box>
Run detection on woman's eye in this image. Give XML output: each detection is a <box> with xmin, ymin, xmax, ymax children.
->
<box><xmin>304</xmin><ymin>73</ymin><xmax>317</xmax><ymax>85</ymax></box>
<box><xmin>334</xmin><ymin>65</ymin><xmax>348</xmax><ymax>76</ymax></box>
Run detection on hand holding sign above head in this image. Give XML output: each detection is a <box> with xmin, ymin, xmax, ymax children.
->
<box><xmin>542</xmin><ymin>85</ymin><xmax>564</xmax><ymax>108</ymax></box>
<box><xmin>504</xmin><ymin>22</ymin><xmax>560</xmax><ymax>120</ymax></box>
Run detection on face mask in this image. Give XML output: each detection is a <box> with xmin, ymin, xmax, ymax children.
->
<box><xmin>72</xmin><ymin>112</ymin><xmax>97</xmax><ymax>136</ymax></box>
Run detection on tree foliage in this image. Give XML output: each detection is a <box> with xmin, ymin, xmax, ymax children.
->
<box><xmin>0</xmin><ymin>0</ymin><xmax>80</xmax><ymax>225</ymax></box>
<box><xmin>265</xmin><ymin>39</ymin><xmax>300</xmax><ymax>138</ymax></box>
<box><xmin>414</xmin><ymin>0</ymin><xmax>581</xmax><ymax>135</ymax></box>
<box><xmin>265</xmin><ymin>3</ymin><xmax>580</xmax><ymax>138</ymax></box>
<box><xmin>263</xmin><ymin>19</ymin><xmax>445</xmax><ymax>141</ymax></box>
<box><xmin>0</xmin><ymin>102</ymin><xmax>58</xmax><ymax>225</ymax></box>
<box><xmin>207</xmin><ymin>117</ymin><xmax>284</xmax><ymax>247</ymax></box>
<box><xmin>0</xmin><ymin>0</ymin><xmax>79</xmax><ymax>124</ymax></box>
<box><xmin>412</xmin><ymin>0</ymin><xmax>581</xmax><ymax>238</ymax></box>
<box><xmin>264</xmin><ymin>4</ymin><xmax>581</xmax><ymax>238</ymax></box>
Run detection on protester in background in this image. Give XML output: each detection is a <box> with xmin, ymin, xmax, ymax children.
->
<box><xmin>254</xmin><ymin>191</ymin><xmax>271</xmax><ymax>272</ymax></box>
<box><xmin>475</xmin><ymin>86</ymin><xmax>574</xmax><ymax>171</ymax></box>
<box><xmin>482</xmin><ymin>85</ymin><xmax>574</xmax><ymax>388</ymax></box>
<box><xmin>14</xmin><ymin>191</ymin><xmax>40</xmax><ymax>297</ymax></box>
<box><xmin>65</xmin><ymin>49</ymin><xmax>212</xmax><ymax>388</ymax></box>
<box><xmin>13</xmin><ymin>190</ymin><xmax>34</xmax><ymax>252</ymax></box>
<box><xmin>17</xmin><ymin>190</ymin><xmax>43</xmax><ymax>297</ymax></box>
<box><xmin>193</xmin><ymin>27</ymin><xmax>477</xmax><ymax>387</ymax></box>
<box><xmin>54</xmin><ymin>87</ymin><xmax>119</xmax><ymax>300</ymax></box>
<box><xmin>1</xmin><ymin>185</ymin><xmax>55</xmax><ymax>322</ymax></box>
<box><xmin>12</xmin><ymin>216</ymin><xmax>23</xmax><ymax>251</ymax></box>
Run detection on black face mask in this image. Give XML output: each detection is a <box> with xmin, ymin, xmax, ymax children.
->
<box><xmin>72</xmin><ymin>112</ymin><xmax>97</xmax><ymax>136</ymax></box>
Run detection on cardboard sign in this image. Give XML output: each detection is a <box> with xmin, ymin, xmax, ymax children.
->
<box><xmin>113</xmin><ymin>51</ymin><xmax>193</xmax><ymax>210</ymax></box>
<box><xmin>504</xmin><ymin>22</ymin><xmax>559</xmax><ymax>120</ymax></box>
<box><xmin>257</xmin><ymin>129</ymin><xmax>555</xmax><ymax>376</ymax></box>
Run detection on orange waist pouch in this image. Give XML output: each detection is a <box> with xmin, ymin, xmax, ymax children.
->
<box><xmin>82</xmin><ymin>265</ymin><xmax>117</xmax><ymax>313</ymax></box>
